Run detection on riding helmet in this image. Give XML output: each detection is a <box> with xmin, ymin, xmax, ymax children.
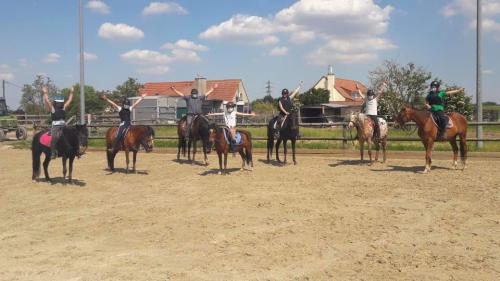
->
<box><xmin>281</xmin><ymin>89</ymin><xmax>289</xmax><ymax>96</ymax></box>
<box><xmin>226</xmin><ymin>102</ymin><xmax>235</xmax><ymax>108</ymax></box>
<box><xmin>367</xmin><ymin>89</ymin><xmax>375</xmax><ymax>96</ymax></box>
<box><xmin>191</xmin><ymin>89</ymin><xmax>199</xmax><ymax>99</ymax></box>
<box><xmin>430</xmin><ymin>80</ymin><xmax>440</xmax><ymax>89</ymax></box>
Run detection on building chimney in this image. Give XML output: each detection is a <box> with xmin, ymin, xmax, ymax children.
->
<box><xmin>326</xmin><ymin>65</ymin><xmax>336</xmax><ymax>101</ymax></box>
<box><xmin>195</xmin><ymin>76</ymin><xmax>207</xmax><ymax>96</ymax></box>
<box><xmin>328</xmin><ymin>65</ymin><xmax>334</xmax><ymax>75</ymax></box>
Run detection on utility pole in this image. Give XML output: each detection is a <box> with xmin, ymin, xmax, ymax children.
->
<box><xmin>476</xmin><ymin>0</ymin><xmax>483</xmax><ymax>148</ymax></box>
<box><xmin>265</xmin><ymin>80</ymin><xmax>272</xmax><ymax>97</ymax></box>
<box><xmin>2</xmin><ymin>80</ymin><xmax>5</xmax><ymax>100</ymax></box>
<box><xmin>79</xmin><ymin>0</ymin><xmax>86</xmax><ymax>124</ymax></box>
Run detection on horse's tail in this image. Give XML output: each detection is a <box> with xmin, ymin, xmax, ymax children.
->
<box><xmin>32</xmin><ymin>132</ymin><xmax>43</xmax><ymax>180</ymax></box>
<box><xmin>267</xmin><ymin>118</ymin><xmax>275</xmax><ymax>156</ymax></box>
<box><xmin>453</xmin><ymin>113</ymin><xmax>468</xmax><ymax>165</ymax></box>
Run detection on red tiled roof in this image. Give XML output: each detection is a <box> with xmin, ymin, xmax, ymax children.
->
<box><xmin>140</xmin><ymin>79</ymin><xmax>241</xmax><ymax>102</ymax></box>
<box><xmin>329</xmin><ymin>100</ymin><xmax>364</xmax><ymax>106</ymax></box>
<box><xmin>334</xmin><ymin>78</ymin><xmax>367</xmax><ymax>102</ymax></box>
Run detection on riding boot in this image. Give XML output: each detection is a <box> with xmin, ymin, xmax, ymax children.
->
<box><xmin>437</xmin><ymin>130</ymin><xmax>446</xmax><ymax>141</ymax></box>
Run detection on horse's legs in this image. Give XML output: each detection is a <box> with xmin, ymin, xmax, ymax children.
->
<box><xmin>187</xmin><ymin>138</ymin><xmax>192</xmax><ymax>161</ymax></box>
<box><xmin>43</xmin><ymin>152</ymin><xmax>51</xmax><ymax>182</ymax></box>
<box><xmin>68</xmin><ymin>156</ymin><xmax>74</xmax><ymax>182</ymax></box>
<box><xmin>423</xmin><ymin>140</ymin><xmax>434</xmax><ymax>173</ymax></box>
<box><xmin>217</xmin><ymin>151</ymin><xmax>223</xmax><ymax>175</ymax></box>
<box><xmin>239</xmin><ymin>149</ymin><xmax>246</xmax><ymax>170</ymax></box>
<box><xmin>359</xmin><ymin>140</ymin><xmax>364</xmax><ymax>161</ymax></box>
<box><xmin>110</xmin><ymin>151</ymin><xmax>117</xmax><ymax>171</ymax></box>
<box><xmin>283</xmin><ymin>139</ymin><xmax>288</xmax><ymax>164</ymax></box>
<box><xmin>275</xmin><ymin>138</ymin><xmax>282</xmax><ymax>163</ymax></box>
<box><xmin>292</xmin><ymin>139</ymin><xmax>297</xmax><ymax>165</ymax></box>
<box><xmin>374</xmin><ymin>141</ymin><xmax>380</xmax><ymax>162</ymax></box>
<box><xmin>192</xmin><ymin>140</ymin><xmax>197</xmax><ymax>164</ymax></box>
<box><xmin>125</xmin><ymin>150</ymin><xmax>130</xmax><ymax>174</ymax></box>
<box><xmin>367</xmin><ymin>140</ymin><xmax>373</xmax><ymax>165</ymax></box>
<box><xmin>132</xmin><ymin>150</ymin><xmax>137</xmax><ymax>172</ymax></box>
<box><xmin>177</xmin><ymin>138</ymin><xmax>181</xmax><ymax>160</ymax></box>
<box><xmin>202</xmin><ymin>142</ymin><xmax>208</xmax><ymax>166</ymax></box>
<box><xmin>449</xmin><ymin>138</ymin><xmax>459</xmax><ymax>169</ymax></box>
<box><xmin>459</xmin><ymin>134</ymin><xmax>467</xmax><ymax>170</ymax></box>
<box><xmin>267</xmin><ymin>136</ymin><xmax>274</xmax><ymax>163</ymax></box>
<box><xmin>62</xmin><ymin>156</ymin><xmax>67</xmax><ymax>180</ymax></box>
<box><xmin>223</xmin><ymin>152</ymin><xmax>228</xmax><ymax>174</ymax></box>
<box><xmin>381</xmin><ymin>138</ymin><xmax>387</xmax><ymax>163</ymax></box>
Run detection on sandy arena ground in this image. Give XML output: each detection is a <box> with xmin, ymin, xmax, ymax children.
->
<box><xmin>0</xmin><ymin>145</ymin><xmax>499</xmax><ymax>281</ymax></box>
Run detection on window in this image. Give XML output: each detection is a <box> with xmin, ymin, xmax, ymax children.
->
<box><xmin>351</xmin><ymin>91</ymin><xmax>361</xmax><ymax>99</ymax></box>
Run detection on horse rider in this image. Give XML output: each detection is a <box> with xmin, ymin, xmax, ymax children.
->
<box><xmin>356</xmin><ymin>82</ymin><xmax>386</xmax><ymax>142</ymax></box>
<box><xmin>171</xmin><ymin>83</ymin><xmax>218</xmax><ymax>139</ymax></box>
<box><xmin>101</xmin><ymin>93</ymin><xmax>147</xmax><ymax>152</ymax></box>
<box><xmin>208</xmin><ymin>102</ymin><xmax>256</xmax><ymax>151</ymax></box>
<box><xmin>42</xmin><ymin>85</ymin><xmax>74</xmax><ymax>159</ymax></box>
<box><xmin>425</xmin><ymin>80</ymin><xmax>464</xmax><ymax>140</ymax></box>
<box><xmin>276</xmin><ymin>81</ymin><xmax>303</xmax><ymax>137</ymax></box>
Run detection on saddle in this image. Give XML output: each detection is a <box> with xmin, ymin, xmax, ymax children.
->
<box><xmin>431</xmin><ymin>113</ymin><xmax>453</xmax><ymax>129</ymax></box>
<box><xmin>39</xmin><ymin>132</ymin><xmax>52</xmax><ymax>148</ymax></box>
<box><xmin>222</xmin><ymin>127</ymin><xmax>242</xmax><ymax>145</ymax></box>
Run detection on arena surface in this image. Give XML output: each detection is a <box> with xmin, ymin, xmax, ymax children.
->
<box><xmin>0</xmin><ymin>145</ymin><xmax>499</xmax><ymax>281</ymax></box>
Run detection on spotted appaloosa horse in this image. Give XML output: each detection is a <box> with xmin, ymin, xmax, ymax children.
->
<box><xmin>105</xmin><ymin>125</ymin><xmax>154</xmax><ymax>173</ymax></box>
<box><xmin>348</xmin><ymin>112</ymin><xmax>388</xmax><ymax>165</ymax></box>
<box><xmin>395</xmin><ymin>106</ymin><xmax>468</xmax><ymax>173</ymax></box>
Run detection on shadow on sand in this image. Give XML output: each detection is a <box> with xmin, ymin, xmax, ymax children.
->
<box><xmin>199</xmin><ymin>168</ymin><xmax>243</xmax><ymax>176</ymax></box>
<box><xmin>172</xmin><ymin>158</ymin><xmax>209</xmax><ymax>166</ymax></box>
<box><xmin>103</xmin><ymin>168</ymin><xmax>149</xmax><ymax>175</ymax></box>
<box><xmin>371</xmin><ymin>165</ymin><xmax>453</xmax><ymax>173</ymax></box>
<box><xmin>257</xmin><ymin>159</ymin><xmax>286</xmax><ymax>167</ymax></box>
<box><xmin>34</xmin><ymin>177</ymin><xmax>86</xmax><ymax>187</ymax></box>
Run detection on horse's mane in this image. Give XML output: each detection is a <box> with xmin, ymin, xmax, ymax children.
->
<box><xmin>134</xmin><ymin>125</ymin><xmax>155</xmax><ymax>137</ymax></box>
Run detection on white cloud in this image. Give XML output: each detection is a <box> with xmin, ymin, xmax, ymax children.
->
<box><xmin>483</xmin><ymin>69</ymin><xmax>494</xmax><ymax>75</ymax></box>
<box><xmin>0</xmin><ymin>72</ymin><xmax>14</xmax><ymax>81</ymax></box>
<box><xmin>42</xmin><ymin>53</ymin><xmax>61</xmax><ymax>63</ymax></box>
<box><xmin>98</xmin><ymin>23</ymin><xmax>144</xmax><ymax>40</ymax></box>
<box><xmin>200</xmin><ymin>0</ymin><xmax>395</xmax><ymax>63</ymax></box>
<box><xmin>161</xmin><ymin>39</ymin><xmax>208</xmax><ymax>51</ymax></box>
<box><xmin>142</xmin><ymin>2</ymin><xmax>188</xmax><ymax>16</ymax></box>
<box><xmin>78</xmin><ymin>52</ymin><xmax>98</xmax><ymax>61</ymax></box>
<box><xmin>269</xmin><ymin>46</ymin><xmax>288</xmax><ymax>56</ymax></box>
<box><xmin>86</xmin><ymin>0</ymin><xmax>110</xmax><ymax>14</ymax></box>
<box><xmin>290</xmin><ymin>30</ymin><xmax>315</xmax><ymax>44</ymax></box>
<box><xmin>200</xmin><ymin>14</ymin><xmax>279</xmax><ymax>45</ymax></box>
<box><xmin>137</xmin><ymin>66</ymin><xmax>170</xmax><ymax>75</ymax></box>
<box><xmin>442</xmin><ymin>0</ymin><xmax>500</xmax><ymax>41</ymax></box>
<box><xmin>308</xmin><ymin>50</ymin><xmax>377</xmax><ymax>64</ymax></box>
<box><xmin>120</xmin><ymin>49</ymin><xmax>171</xmax><ymax>65</ymax></box>
<box><xmin>170</xmin><ymin>49</ymin><xmax>201</xmax><ymax>62</ymax></box>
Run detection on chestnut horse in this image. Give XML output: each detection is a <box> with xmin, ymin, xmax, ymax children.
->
<box><xmin>209</xmin><ymin>126</ymin><xmax>253</xmax><ymax>175</ymax></box>
<box><xmin>105</xmin><ymin>125</ymin><xmax>155</xmax><ymax>173</ymax></box>
<box><xmin>348</xmin><ymin>112</ymin><xmax>388</xmax><ymax>165</ymax></box>
<box><xmin>395</xmin><ymin>106</ymin><xmax>468</xmax><ymax>173</ymax></box>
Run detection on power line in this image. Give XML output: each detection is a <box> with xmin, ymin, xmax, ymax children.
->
<box><xmin>4</xmin><ymin>80</ymin><xmax>24</xmax><ymax>89</ymax></box>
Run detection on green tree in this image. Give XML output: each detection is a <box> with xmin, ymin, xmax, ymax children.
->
<box><xmin>111</xmin><ymin>77</ymin><xmax>143</xmax><ymax>100</ymax></box>
<box><xmin>62</xmin><ymin>84</ymin><xmax>106</xmax><ymax>118</ymax></box>
<box><xmin>369</xmin><ymin>60</ymin><xmax>432</xmax><ymax>116</ymax></box>
<box><xmin>20</xmin><ymin>75</ymin><xmax>58</xmax><ymax>114</ymax></box>
<box><xmin>298</xmin><ymin>88</ymin><xmax>330</xmax><ymax>106</ymax></box>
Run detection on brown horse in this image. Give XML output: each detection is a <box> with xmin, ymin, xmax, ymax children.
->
<box><xmin>105</xmin><ymin>125</ymin><xmax>155</xmax><ymax>173</ymax></box>
<box><xmin>177</xmin><ymin>115</ymin><xmax>188</xmax><ymax>159</ymax></box>
<box><xmin>394</xmin><ymin>106</ymin><xmax>468</xmax><ymax>173</ymax></box>
<box><xmin>348</xmin><ymin>112</ymin><xmax>388</xmax><ymax>165</ymax></box>
<box><xmin>209</xmin><ymin>126</ymin><xmax>253</xmax><ymax>175</ymax></box>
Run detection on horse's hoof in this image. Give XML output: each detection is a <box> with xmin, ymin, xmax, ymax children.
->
<box><xmin>293</xmin><ymin>161</ymin><xmax>297</xmax><ymax>165</ymax></box>
<box><xmin>240</xmin><ymin>168</ymin><xmax>245</xmax><ymax>171</ymax></box>
<box><xmin>218</xmin><ymin>171</ymin><xmax>222</xmax><ymax>175</ymax></box>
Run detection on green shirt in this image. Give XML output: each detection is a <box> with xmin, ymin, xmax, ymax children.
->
<box><xmin>428</xmin><ymin>91</ymin><xmax>446</xmax><ymax>112</ymax></box>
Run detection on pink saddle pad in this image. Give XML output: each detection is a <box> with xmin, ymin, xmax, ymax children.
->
<box><xmin>40</xmin><ymin>132</ymin><xmax>52</xmax><ymax>148</ymax></box>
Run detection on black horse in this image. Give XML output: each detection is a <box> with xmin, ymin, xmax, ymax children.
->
<box><xmin>188</xmin><ymin>115</ymin><xmax>214</xmax><ymax>165</ymax></box>
<box><xmin>267</xmin><ymin>112</ymin><xmax>300</xmax><ymax>165</ymax></box>
<box><xmin>32</xmin><ymin>124</ymin><xmax>88</xmax><ymax>183</ymax></box>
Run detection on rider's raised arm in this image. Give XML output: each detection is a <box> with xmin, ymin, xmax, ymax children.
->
<box><xmin>356</xmin><ymin>83</ymin><xmax>365</xmax><ymax>100</ymax></box>
<box><xmin>205</xmin><ymin>83</ymin><xmax>219</xmax><ymax>98</ymax></box>
<box><xmin>63</xmin><ymin>86</ymin><xmax>74</xmax><ymax>110</ymax></box>
<box><xmin>289</xmin><ymin>81</ymin><xmax>304</xmax><ymax>99</ymax></box>
<box><xmin>101</xmin><ymin>95</ymin><xmax>121</xmax><ymax>110</ymax></box>
<box><xmin>375</xmin><ymin>82</ymin><xmax>388</xmax><ymax>99</ymax></box>
<box><xmin>235</xmin><ymin>112</ymin><xmax>256</xmax><ymax>117</ymax></box>
<box><xmin>445</xmin><ymin>87</ymin><xmax>465</xmax><ymax>96</ymax></box>
<box><xmin>207</xmin><ymin>112</ymin><xmax>224</xmax><ymax>116</ymax></box>
<box><xmin>279</xmin><ymin>99</ymin><xmax>288</xmax><ymax>115</ymax></box>
<box><xmin>171</xmin><ymin>86</ymin><xmax>185</xmax><ymax>97</ymax></box>
<box><xmin>131</xmin><ymin>93</ymin><xmax>147</xmax><ymax>109</ymax></box>
<box><xmin>41</xmin><ymin>86</ymin><xmax>53</xmax><ymax>112</ymax></box>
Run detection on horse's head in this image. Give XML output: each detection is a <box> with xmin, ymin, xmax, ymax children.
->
<box><xmin>75</xmin><ymin>124</ymin><xmax>89</xmax><ymax>155</ymax></box>
<box><xmin>206</xmin><ymin>123</ymin><xmax>217</xmax><ymax>153</ymax></box>
<box><xmin>140</xmin><ymin>126</ymin><xmax>155</xmax><ymax>153</ymax></box>
<box><xmin>394</xmin><ymin>106</ymin><xmax>412</xmax><ymax>128</ymax></box>
<box><xmin>347</xmin><ymin>112</ymin><xmax>359</xmax><ymax>129</ymax></box>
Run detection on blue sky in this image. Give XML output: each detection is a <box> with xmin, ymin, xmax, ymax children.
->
<box><xmin>1</xmin><ymin>0</ymin><xmax>499</xmax><ymax>108</ymax></box>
